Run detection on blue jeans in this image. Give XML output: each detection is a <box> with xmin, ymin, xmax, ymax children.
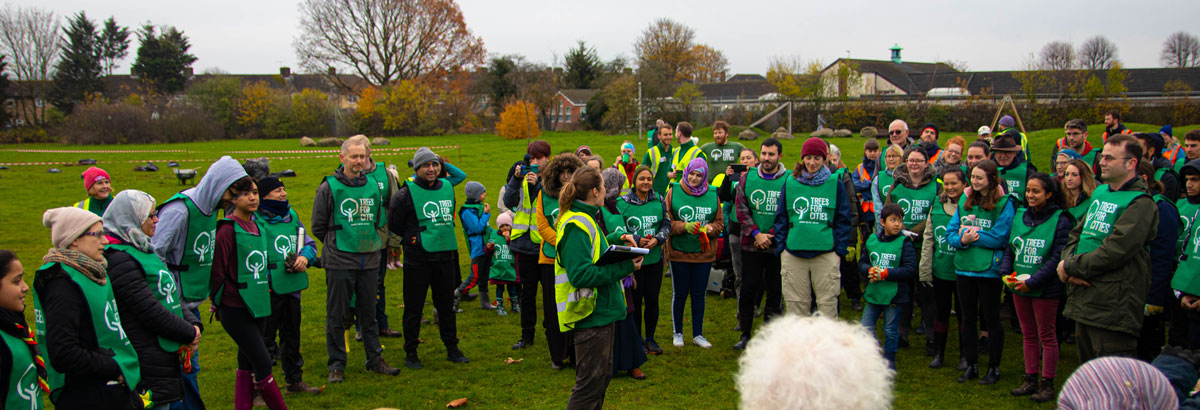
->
<box><xmin>861</xmin><ymin>303</ymin><xmax>900</xmax><ymax>368</ymax></box>
<box><xmin>170</xmin><ymin>306</ymin><xmax>206</xmax><ymax>410</ymax></box>
<box><xmin>670</xmin><ymin>261</ymin><xmax>712</xmax><ymax>338</ymax></box>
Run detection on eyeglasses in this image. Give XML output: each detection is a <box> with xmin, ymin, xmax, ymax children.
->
<box><xmin>80</xmin><ymin>231</ymin><xmax>105</xmax><ymax>238</ymax></box>
<box><xmin>889</xmin><ymin>130</ymin><xmax>904</xmax><ymax>135</ymax></box>
<box><xmin>1099</xmin><ymin>155</ymin><xmax>1133</xmax><ymax>163</ymax></box>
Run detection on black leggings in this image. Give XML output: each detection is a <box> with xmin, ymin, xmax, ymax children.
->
<box><xmin>632</xmin><ymin>260</ymin><xmax>664</xmax><ymax>341</ymax></box>
<box><xmin>956</xmin><ymin>276</ymin><xmax>1004</xmax><ymax>367</ymax></box>
<box><xmin>933</xmin><ymin>277</ymin><xmax>960</xmax><ymax>332</ymax></box>
<box><xmin>220</xmin><ymin>306</ymin><xmax>272</xmax><ymax>380</ymax></box>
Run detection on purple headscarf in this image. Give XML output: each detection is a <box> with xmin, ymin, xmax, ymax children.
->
<box><xmin>683</xmin><ymin>157</ymin><xmax>709</xmax><ymax>196</ymax></box>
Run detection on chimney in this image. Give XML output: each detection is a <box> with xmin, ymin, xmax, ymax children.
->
<box><xmin>280</xmin><ymin>67</ymin><xmax>291</xmax><ymax>78</ymax></box>
<box><xmin>890</xmin><ymin>44</ymin><xmax>903</xmax><ymax>64</ymax></box>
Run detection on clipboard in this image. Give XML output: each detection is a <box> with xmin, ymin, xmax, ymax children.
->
<box><xmin>595</xmin><ymin>245</ymin><xmax>649</xmax><ymax>266</ymax></box>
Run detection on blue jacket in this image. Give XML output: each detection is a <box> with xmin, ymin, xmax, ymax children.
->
<box><xmin>771</xmin><ymin>170</ymin><xmax>854</xmax><ymax>258</ymax></box>
<box><xmin>946</xmin><ymin>196</ymin><xmax>1015</xmax><ymax>278</ymax></box>
<box><xmin>858</xmin><ymin>231</ymin><xmax>917</xmax><ymax>304</ymax></box>
<box><xmin>458</xmin><ymin>202</ymin><xmax>491</xmax><ymax>259</ymax></box>
<box><xmin>1148</xmin><ymin>197</ymin><xmax>1180</xmax><ymax>308</ymax></box>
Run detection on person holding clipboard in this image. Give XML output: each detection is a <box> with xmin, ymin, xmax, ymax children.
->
<box><xmin>554</xmin><ymin>167</ymin><xmax>642</xmax><ymax>409</ymax></box>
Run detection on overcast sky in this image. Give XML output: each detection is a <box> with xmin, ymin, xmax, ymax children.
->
<box><xmin>25</xmin><ymin>0</ymin><xmax>1200</xmax><ymax>76</ymax></box>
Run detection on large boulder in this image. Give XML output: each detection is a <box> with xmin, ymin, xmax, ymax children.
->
<box><xmin>833</xmin><ymin>129</ymin><xmax>853</xmax><ymax>138</ymax></box>
<box><xmin>299</xmin><ymin>136</ymin><xmax>316</xmax><ymax>147</ymax></box>
<box><xmin>738</xmin><ymin>128</ymin><xmax>758</xmax><ymax>141</ymax></box>
<box><xmin>772</xmin><ymin>127</ymin><xmax>794</xmax><ymax>140</ymax></box>
<box><xmin>372</xmin><ymin>137</ymin><xmax>391</xmax><ymax>146</ymax></box>
<box><xmin>811</xmin><ymin>128</ymin><xmax>834</xmax><ymax>138</ymax></box>
<box><xmin>316</xmin><ymin>137</ymin><xmax>344</xmax><ymax>147</ymax></box>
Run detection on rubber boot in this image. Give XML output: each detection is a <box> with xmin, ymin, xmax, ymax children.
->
<box><xmin>929</xmin><ymin>331</ymin><xmax>948</xmax><ymax>368</ymax></box>
<box><xmin>235</xmin><ymin>369</ymin><xmax>254</xmax><ymax>410</ymax></box>
<box><xmin>479</xmin><ymin>291</ymin><xmax>494</xmax><ymax>309</ymax></box>
<box><xmin>253</xmin><ymin>374</ymin><xmax>288</xmax><ymax>410</ymax></box>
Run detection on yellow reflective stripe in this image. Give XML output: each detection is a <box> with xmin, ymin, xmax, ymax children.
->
<box><xmin>554</xmin><ymin>273</ymin><xmax>568</xmax><ymax>285</ymax></box>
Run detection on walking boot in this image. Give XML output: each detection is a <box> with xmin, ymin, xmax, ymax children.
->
<box><xmin>235</xmin><ymin>369</ymin><xmax>254</xmax><ymax>410</ymax></box>
<box><xmin>1031</xmin><ymin>377</ymin><xmax>1056</xmax><ymax>402</ymax></box>
<box><xmin>957</xmin><ymin>364</ymin><xmax>978</xmax><ymax>383</ymax></box>
<box><xmin>1011</xmin><ymin>373</ymin><xmax>1037</xmax><ymax>396</ymax></box>
<box><xmin>479</xmin><ymin>291</ymin><xmax>495</xmax><ymax>309</ymax></box>
<box><xmin>980</xmin><ymin>366</ymin><xmax>1001</xmax><ymax>385</ymax></box>
<box><xmin>252</xmin><ymin>374</ymin><xmax>288</xmax><ymax>410</ymax></box>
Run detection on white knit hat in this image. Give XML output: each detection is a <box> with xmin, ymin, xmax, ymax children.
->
<box><xmin>43</xmin><ymin>207</ymin><xmax>102</xmax><ymax>249</ymax></box>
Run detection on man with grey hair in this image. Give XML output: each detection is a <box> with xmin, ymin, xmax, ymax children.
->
<box><xmin>887</xmin><ymin>120</ymin><xmax>913</xmax><ymax>153</ymax></box>
<box><xmin>312</xmin><ymin>136</ymin><xmax>399</xmax><ymax>382</ymax></box>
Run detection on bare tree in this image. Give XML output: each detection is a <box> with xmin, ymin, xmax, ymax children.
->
<box><xmin>294</xmin><ymin>0</ymin><xmax>486</xmax><ymax>90</ymax></box>
<box><xmin>1161</xmin><ymin>31</ymin><xmax>1200</xmax><ymax>68</ymax></box>
<box><xmin>1038</xmin><ymin>41</ymin><xmax>1076</xmax><ymax>70</ymax></box>
<box><xmin>1079</xmin><ymin>35</ymin><xmax>1119</xmax><ymax>70</ymax></box>
<box><xmin>0</xmin><ymin>5</ymin><xmax>59</xmax><ymax>126</ymax></box>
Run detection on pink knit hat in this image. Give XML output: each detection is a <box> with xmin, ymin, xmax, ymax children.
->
<box><xmin>81</xmin><ymin>166</ymin><xmax>110</xmax><ymax>191</ymax></box>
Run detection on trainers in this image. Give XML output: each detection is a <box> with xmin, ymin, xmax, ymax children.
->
<box><xmin>368</xmin><ymin>359</ymin><xmax>400</xmax><ymax>376</ymax></box>
<box><xmin>404</xmin><ymin>355</ymin><xmax>422</xmax><ymax>370</ymax></box>
<box><xmin>447</xmin><ymin>350</ymin><xmax>470</xmax><ymax>363</ymax></box>
<box><xmin>327</xmin><ymin>370</ymin><xmax>344</xmax><ymax>383</ymax></box>
<box><xmin>496</xmin><ymin>306</ymin><xmax>508</xmax><ymax>316</ymax></box>
<box><xmin>693</xmin><ymin>335</ymin><xmax>712</xmax><ymax>349</ymax></box>
<box><xmin>672</xmin><ymin>333</ymin><xmax>684</xmax><ymax>347</ymax></box>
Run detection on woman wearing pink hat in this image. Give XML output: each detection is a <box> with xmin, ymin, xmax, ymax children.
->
<box><xmin>74</xmin><ymin>167</ymin><xmax>113</xmax><ymax>216</ymax></box>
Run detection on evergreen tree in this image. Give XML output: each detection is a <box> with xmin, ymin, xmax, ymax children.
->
<box><xmin>561</xmin><ymin>41</ymin><xmax>600</xmax><ymax>89</ymax></box>
<box><xmin>50</xmin><ymin>11</ymin><xmax>104</xmax><ymax>113</ymax></box>
<box><xmin>99</xmin><ymin>17</ymin><xmax>130</xmax><ymax>76</ymax></box>
<box><xmin>131</xmin><ymin>24</ymin><xmax>197</xmax><ymax>94</ymax></box>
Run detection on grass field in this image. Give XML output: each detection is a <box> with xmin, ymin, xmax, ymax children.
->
<box><xmin>0</xmin><ymin>123</ymin><xmax>1193</xmax><ymax>409</ymax></box>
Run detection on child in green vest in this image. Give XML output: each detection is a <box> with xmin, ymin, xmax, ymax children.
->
<box><xmin>209</xmin><ymin>178</ymin><xmax>289</xmax><ymax>410</ymax></box>
<box><xmin>859</xmin><ymin>204</ymin><xmax>917</xmax><ymax>370</ymax></box>
<box><xmin>0</xmin><ymin>250</ymin><xmax>48</xmax><ymax>410</ymax></box>
<box><xmin>489</xmin><ymin>213</ymin><xmax>519</xmax><ymax>316</ymax></box>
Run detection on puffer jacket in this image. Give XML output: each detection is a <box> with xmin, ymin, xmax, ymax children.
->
<box><xmin>105</xmin><ymin>245</ymin><xmax>200</xmax><ymax>405</ymax></box>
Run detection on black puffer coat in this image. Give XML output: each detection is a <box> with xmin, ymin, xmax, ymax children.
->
<box><xmin>105</xmin><ymin>246</ymin><xmax>200</xmax><ymax>405</ymax></box>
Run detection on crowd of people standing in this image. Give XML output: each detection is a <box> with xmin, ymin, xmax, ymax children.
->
<box><xmin>3</xmin><ymin>113</ymin><xmax>1200</xmax><ymax>409</ymax></box>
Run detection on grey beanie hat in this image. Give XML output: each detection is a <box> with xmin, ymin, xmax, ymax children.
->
<box><xmin>409</xmin><ymin>147</ymin><xmax>440</xmax><ymax>170</ymax></box>
<box><xmin>601</xmin><ymin>167</ymin><xmax>623</xmax><ymax>201</ymax></box>
<box><xmin>465</xmin><ymin>181</ymin><xmax>486</xmax><ymax>201</ymax></box>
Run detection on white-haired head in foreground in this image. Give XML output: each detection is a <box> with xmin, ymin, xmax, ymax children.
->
<box><xmin>736</xmin><ymin>315</ymin><xmax>893</xmax><ymax>410</ymax></box>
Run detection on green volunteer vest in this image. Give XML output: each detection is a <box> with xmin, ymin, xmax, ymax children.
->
<box><xmin>888</xmin><ymin>180</ymin><xmax>938</xmax><ymax>229</ymax></box>
<box><xmin>876</xmin><ymin>170</ymin><xmax>895</xmax><ymax>203</ymax></box>
<box><xmin>1008</xmin><ymin>208</ymin><xmax>1061</xmax><ymax>298</ymax></box>
<box><xmin>953</xmin><ymin>195</ymin><xmax>1010</xmax><ymax>272</ymax></box>
<box><xmin>1180</xmin><ymin>199</ymin><xmax>1200</xmax><ymax>258</ymax></box>
<box><xmin>1075</xmin><ymin>185</ymin><xmax>1148</xmax><ymax>255</ymax></box>
<box><xmin>541</xmin><ymin>191</ymin><xmax>561</xmax><ymax>259</ymax></box>
<box><xmin>929</xmin><ymin>203</ymin><xmax>957</xmax><ymax>281</ymax></box>
<box><xmin>406</xmin><ymin>179</ymin><xmax>458</xmax><ymax>253</ymax></box>
<box><xmin>617</xmin><ymin>195</ymin><xmax>665</xmax><ymax>265</ymax></box>
<box><xmin>214</xmin><ymin>219</ymin><xmax>272</xmax><ymax>318</ymax></box>
<box><xmin>368</xmin><ymin>162</ymin><xmax>389</xmax><ymax>228</ymax></box>
<box><xmin>1000</xmin><ymin>162</ymin><xmax>1028</xmax><ymax>202</ymax></box>
<box><xmin>1068</xmin><ymin>197</ymin><xmax>1093</xmax><ymax>222</ymax></box>
<box><xmin>601</xmin><ymin>207</ymin><xmax>625</xmax><ymax>237</ymax></box>
<box><xmin>863</xmin><ymin>234</ymin><xmax>904</xmax><ymax>305</ymax></box>
<box><xmin>1</xmin><ymin>331</ymin><xmax>42</xmax><ymax>410</ymax></box>
<box><xmin>1082</xmin><ymin>150</ymin><xmax>1098</xmax><ymax>170</ymax></box>
<box><xmin>160</xmin><ymin>193</ymin><xmax>217</xmax><ymax>302</ymax></box>
<box><xmin>488</xmin><ymin>231</ymin><xmax>517</xmax><ymax>283</ymax></box>
<box><xmin>326</xmin><ymin>175</ymin><xmax>384</xmax><ymax>253</ymax></box>
<box><xmin>106</xmin><ymin>244</ymin><xmax>184</xmax><ymax>352</ymax></box>
<box><xmin>783</xmin><ymin>176</ymin><xmax>838</xmax><ymax>252</ymax></box>
<box><xmin>33</xmin><ymin>263</ymin><xmax>140</xmax><ymax>401</ymax></box>
<box><xmin>668</xmin><ymin>183</ymin><xmax>719</xmax><ymax>253</ymax></box>
<box><xmin>1171</xmin><ymin>205</ymin><xmax>1200</xmax><ymax>296</ymax></box>
<box><xmin>742</xmin><ymin>168</ymin><xmax>790</xmax><ymax>233</ymax></box>
<box><xmin>259</xmin><ymin>209</ymin><xmax>309</xmax><ymax>294</ymax></box>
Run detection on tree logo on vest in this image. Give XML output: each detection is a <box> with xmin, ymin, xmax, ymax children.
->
<box><xmin>678</xmin><ymin>205</ymin><xmax>712</xmax><ymax>223</ymax></box>
<box><xmin>625</xmin><ymin>216</ymin><xmax>644</xmax><ymax>235</ymax></box>
<box><xmin>105</xmin><ymin>300</ymin><xmax>126</xmax><ymax>340</ymax></box>
<box><xmin>1193</xmin><ymin>227</ymin><xmax>1200</xmax><ymax>254</ymax></box>
<box><xmin>193</xmin><ymin>231</ymin><xmax>214</xmax><ymax>262</ymax></box>
<box><xmin>157</xmin><ymin>269</ymin><xmax>177</xmax><ymax>304</ymax></box>
<box><xmin>275</xmin><ymin>235</ymin><xmax>294</xmax><ymax>259</ymax></box>
<box><xmin>1017</xmin><ymin>236</ymin><xmax>1046</xmax><ymax>265</ymax></box>
<box><xmin>897</xmin><ymin>198</ymin><xmax>911</xmax><ymax>217</ymax></box>
<box><xmin>1181</xmin><ymin>215</ymin><xmax>1193</xmax><ymax>236</ymax></box>
<box><xmin>710</xmin><ymin>148</ymin><xmax>734</xmax><ymax>162</ymax></box>
<box><xmin>869</xmin><ymin>250</ymin><xmax>896</xmax><ymax>268</ymax></box>
<box><xmin>16</xmin><ymin>364</ymin><xmax>38</xmax><ymax>408</ymax></box>
<box><xmin>751</xmin><ymin>188</ymin><xmax>782</xmax><ymax>213</ymax></box>
<box><xmin>935</xmin><ymin>225</ymin><xmax>948</xmax><ymax>246</ymax></box>
<box><xmin>246</xmin><ymin>250</ymin><xmax>267</xmax><ymax>280</ymax></box>
<box><xmin>1084</xmin><ymin>199</ymin><xmax>1117</xmax><ymax>234</ymax></box>
<box><xmin>423</xmin><ymin>200</ymin><xmax>455</xmax><ymax>223</ymax></box>
<box><xmin>340</xmin><ymin>198</ymin><xmax>360</xmax><ymax>222</ymax></box>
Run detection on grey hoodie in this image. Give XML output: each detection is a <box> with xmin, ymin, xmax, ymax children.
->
<box><xmin>312</xmin><ymin>168</ymin><xmax>382</xmax><ymax>271</ymax></box>
<box><xmin>152</xmin><ymin>156</ymin><xmax>248</xmax><ymax>307</ymax></box>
